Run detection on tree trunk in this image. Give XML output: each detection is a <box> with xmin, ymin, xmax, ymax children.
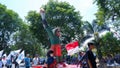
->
<box><xmin>96</xmin><ymin>42</ymin><xmax>103</xmax><ymax>68</ymax></box>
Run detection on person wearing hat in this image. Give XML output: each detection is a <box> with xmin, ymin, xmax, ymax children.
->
<box><xmin>40</xmin><ymin>8</ymin><xmax>66</xmax><ymax>67</ymax></box>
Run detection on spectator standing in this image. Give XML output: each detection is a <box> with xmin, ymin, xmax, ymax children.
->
<box><xmin>24</xmin><ymin>54</ymin><xmax>31</xmax><ymax>68</ymax></box>
<box><xmin>66</xmin><ymin>55</ymin><xmax>71</xmax><ymax>64</ymax></box>
<box><xmin>86</xmin><ymin>42</ymin><xmax>97</xmax><ymax>68</ymax></box>
<box><xmin>78</xmin><ymin>52</ymin><xmax>83</xmax><ymax>61</ymax></box>
<box><xmin>6</xmin><ymin>55</ymin><xmax>13</xmax><ymax>68</ymax></box>
<box><xmin>106</xmin><ymin>54</ymin><xmax>114</xmax><ymax>65</ymax></box>
<box><xmin>32</xmin><ymin>54</ymin><xmax>40</xmax><ymax>66</ymax></box>
<box><xmin>2</xmin><ymin>56</ymin><xmax>7</xmax><ymax>68</ymax></box>
<box><xmin>79</xmin><ymin>42</ymin><xmax>97</xmax><ymax>68</ymax></box>
<box><xmin>13</xmin><ymin>54</ymin><xmax>19</xmax><ymax>68</ymax></box>
<box><xmin>0</xmin><ymin>57</ymin><xmax>3</xmax><ymax>68</ymax></box>
<box><xmin>46</xmin><ymin>50</ymin><xmax>56</xmax><ymax>68</ymax></box>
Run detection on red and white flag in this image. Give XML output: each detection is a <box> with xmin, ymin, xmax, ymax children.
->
<box><xmin>65</xmin><ymin>41</ymin><xmax>79</xmax><ymax>55</ymax></box>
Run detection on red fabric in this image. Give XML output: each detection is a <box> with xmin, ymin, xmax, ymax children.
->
<box><xmin>49</xmin><ymin>60</ymin><xmax>57</xmax><ymax>68</ymax></box>
<box><xmin>32</xmin><ymin>65</ymin><xmax>42</xmax><ymax>68</ymax></box>
<box><xmin>50</xmin><ymin>44</ymin><xmax>62</xmax><ymax>56</ymax></box>
<box><xmin>65</xmin><ymin>41</ymin><xmax>79</xmax><ymax>51</ymax></box>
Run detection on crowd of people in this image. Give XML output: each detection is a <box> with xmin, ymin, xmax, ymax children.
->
<box><xmin>0</xmin><ymin>52</ymin><xmax>95</xmax><ymax>68</ymax></box>
<box><xmin>101</xmin><ymin>54</ymin><xmax>120</xmax><ymax>66</ymax></box>
<box><xmin>24</xmin><ymin>8</ymin><xmax>98</xmax><ymax>68</ymax></box>
<box><xmin>1</xmin><ymin>50</ymin><xmax>120</xmax><ymax>68</ymax></box>
<box><xmin>0</xmin><ymin>8</ymin><xmax>98</xmax><ymax>68</ymax></box>
<box><xmin>0</xmin><ymin>55</ymin><xmax>17</xmax><ymax>68</ymax></box>
<box><xmin>0</xmin><ymin>43</ymin><xmax>97</xmax><ymax>68</ymax></box>
<box><xmin>0</xmin><ymin>53</ymin><xmax>46</xmax><ymax>68</ymax></box>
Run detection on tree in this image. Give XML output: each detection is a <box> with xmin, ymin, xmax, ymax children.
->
<box><xmin>26</xmin><ymin>0</ymin><xmax>83</xmax><ymax>48</ymax></box>
<box><xmin>99</xmin><ymin>32</ymin><xmax>120</xmax><ymax>56</ymax></box>
<box><xmin>0</xmin><ymin>3</ymin><xmax>23</xmax><ymax>51</ymax></box>
<box><xmin>94</xmin><ymin>1</ymin><xmax>120</xmax><ymax>67</ymax></box>
<box><xmin>26</xmin><ymin>11</ymin><xmax>49</xmax><ymax>48</ymax></box>
<box><xmin>95</xmin><ymin>0</ymin><xmax>120</xmax><ymax>22</ymax></box>
<box><xmin>95</xmin><ymin>0</ymin><xmax>120</xmax><ymax>34</ymax></box>
<box><xmin>13</xmin><ymin>23</ymin><xmax>45</xmax><ymax>57</ymax></box>
<box><xmin>44</xmin><ymin>0</ymin><xmax>83</xmax><ymax>42</ymax></box>
<box><xmin>83</xmin><ymin>20</ymin><xmax>109</xmax><ymax>59</ymax></box>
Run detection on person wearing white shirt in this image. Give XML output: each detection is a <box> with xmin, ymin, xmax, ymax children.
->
<box><xmin>32</xmin><ymin>54</ymin><xmax>40</xmax><ymax>66</ymax></box>
<box><xmin>2</xmin><ymin>56</ymin><xmax>7</xmax><ymax>67</ymax></box>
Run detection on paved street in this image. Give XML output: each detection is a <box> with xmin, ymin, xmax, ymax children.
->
<box><xmin>2</xmin><ymin>63</ymin><xmax>80</xmax><ymax>68</ymax></box>
<box><xmin>3</xmin><ymin>63</ymin><xmax>30</xmax><ymax>68</ymax></box>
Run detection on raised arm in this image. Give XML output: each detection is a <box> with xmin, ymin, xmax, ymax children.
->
<box><xmin>40</xmin><ymin>8</ymin><xmax>54</xmax><ymax>39</ymax></box>
<box><xmin>40</xmin><ymin>8</ymin><xmax>48</xmax><ymax>28</ymax></box>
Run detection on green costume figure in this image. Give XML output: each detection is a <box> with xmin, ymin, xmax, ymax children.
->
<box><xmin>40</xmin><ymin>8</ymin><xmax>62</xmax><ymax>63</ymax></box>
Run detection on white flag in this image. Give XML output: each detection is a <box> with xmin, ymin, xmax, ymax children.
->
<box><xmin>7</xmin><ymin>51</ymin><xmax>13</xmax><ymax>60</ymax></box>
<box><xmin>11</xmin><ymin>49</ymin><xmax>21</xmax><ymax>57</ymax></box>
<box><xmin>3</xmin><ymin>53</ymin><xmax>7</xmax><ymax>57</ymax></box>
<box><xmin>0</xmin><ymin>50</ymin><xmax>3</xmax><ymax>57</ymax></box>
<box><xmin>7</xmin><ymin>49</ymin><xmax>21</xmax><ymax>61</ymax></box>
<box><xmin>16</xmin><ymin>51</ymin><xmax>25</xmax><ymax>64</ymax></box>
<box><xmin>14</xmin><ymin>49</ymin><xmax>21</xmax><ymax>53</ymax></box>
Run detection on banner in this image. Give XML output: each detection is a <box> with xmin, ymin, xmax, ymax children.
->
<box><xmin>6</xmin><ymin>49</ymin><xmax>21</xmax><ymax>62</ymax></box>
<box><xmin>65</xmin><ymin>41</ymin><xmax>79</xmax><ymax>55</ymax></box>
<box><xmin>3</xmin><ymin>53</ymin><xmax>6</xmax><ymax>57</ymax></box>
<box><xmin>10</xmin><ymin>49</ymin><xmax>21</xmax><ymax>58</ymax></box>
<box><xmin>16</xmin><ymin>50</ymin><xmax>25</xmax><ymax>64</ymax></box>
<box><xmin>13</xmin><ymin>49</ymin><xmax>21</xmax><ymax>55</ymax></box>
<box><xmin>7</xmin><ymin>51</ymin><xmax>14</xmax><ymax>60</ymax></box>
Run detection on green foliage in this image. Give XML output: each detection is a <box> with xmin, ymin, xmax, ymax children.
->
<box><xmin>83</xmin><ymin>20</ymin><xmax>108</xmax><ymax>36</ymax></box>
<box><xmin>99</xmin><ymin>32</ymin><xmax>120</xmax><ymax>56</ymax></box>
<box><xmin>83</xmin><ymin>20</ymin><xmax>110</xmax><ymax>59</ymax></box>
<box><xmin>95</xmin><ymin>0</ymin><xmax>120</xmax><ymax>23</ymax></box>
<box><xmin>95</xmin><ymin>0</ymin><xmax>120</xmax><ymax>57</ymax></box>
<box><xmin>26</xmin><ymin>11</ymin><xmax>49</xmax><ymax>48</ymax></box>
<box><xmin>44</xmin><ymin>0</ymin><xmax>83</xmax><ymax>36</ymax></box>
<box><xmin>26</xmin><ymin>0</ymin><xmax>83</xmax><ymax>49</ymax></box>
<box><xmin>95</xmin><ymin>8</ymin><xmax>105</xmax><ymax>25</ymax></box>
<box><xmin>13</xmin><ymin>23</ymin><xmax>45</xmax><ymax>57</ymax></box>
<box><xmin>0</xmin><ymin>3</ymin><xmax>23</xmax><ymax>51</ymax></box>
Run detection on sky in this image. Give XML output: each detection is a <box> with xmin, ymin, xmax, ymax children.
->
<box><xmin>0</xmin><ymin>0</ymin><xmax>98</xmax><ymax>23</ymax></box>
